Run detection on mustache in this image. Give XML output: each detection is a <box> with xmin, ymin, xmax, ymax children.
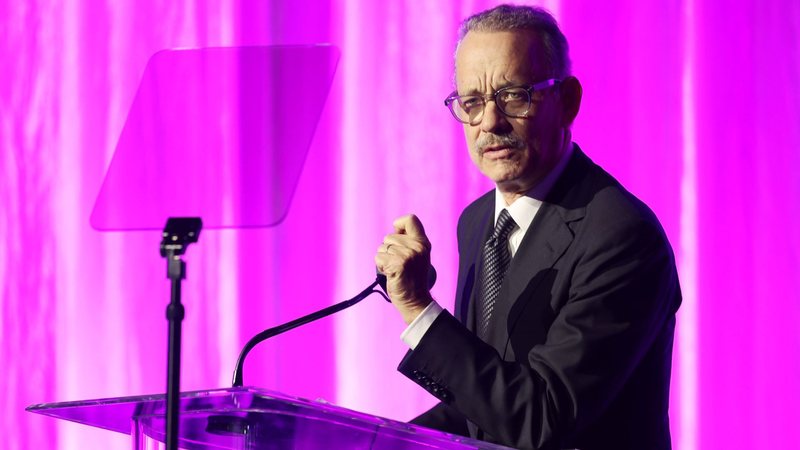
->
<box><xmin>476</xmin><ymin>133</ymin><xmax>525</xmax><ymax>152</ymax></box>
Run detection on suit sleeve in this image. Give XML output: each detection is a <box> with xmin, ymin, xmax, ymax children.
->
<box><xmin>398</xmin><ymin>213</ymin><xmax>680</xmax><ymax>449</ymax></box>
<box><xmin>409</xmin><ymin>401</ymin><xmax>470</xmax><ymax>437</ymax></box>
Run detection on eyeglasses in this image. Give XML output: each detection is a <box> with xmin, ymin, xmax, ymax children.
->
<box><xmin>444</xmin><ymin>79</ymin><xmax>561</xmax><ymax>125</ymax></box>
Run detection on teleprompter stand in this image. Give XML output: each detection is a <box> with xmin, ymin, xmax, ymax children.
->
<box><xmin>160</xmin><ymin>217</ymin><xmax>202</xmax><ymax>450</ymax></box>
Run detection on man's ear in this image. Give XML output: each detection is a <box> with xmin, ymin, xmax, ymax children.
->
<box><xmin>559</xmin><ymin>76</ymin><xmax>582</xmax><ymax>127</ymax></box>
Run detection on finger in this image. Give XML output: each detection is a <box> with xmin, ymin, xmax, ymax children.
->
<box><xmin>374</xmin><ymin>252</ymin><xmax>390</xmax><ymax>273</ymax></box>
<box><xmin>383</xmin><ymin>234</ymin><xmax>427</xmax><ymax>253</ymax></box>
<box><xmin>393</xmin><ymin>214</ymin><xmax>427</xmax><ymax>238</ymax></box>
<box><xmin>374</xmin><ymin>252</ymin><xmax>403</xmax><ymax>277</ymax></box>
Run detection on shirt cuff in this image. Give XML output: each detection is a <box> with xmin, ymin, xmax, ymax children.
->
<box><xmin>400</xmin><ymin>301</ymin><xmax>444</xmax><ymax>350</ymax></box>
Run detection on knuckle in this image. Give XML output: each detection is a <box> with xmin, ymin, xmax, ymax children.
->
<box><xmin>408</xmin><ymin>242</ymin><xmax>425</xmax><ymax>253</ymax></box>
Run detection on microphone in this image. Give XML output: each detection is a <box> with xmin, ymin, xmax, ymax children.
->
<box><xmin>231</xmin><ymin>266</ymin><xmax>436</xmax><ymax>387</ymax></box>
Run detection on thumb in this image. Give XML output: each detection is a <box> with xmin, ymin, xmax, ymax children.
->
<box><xmin>393</xmin><ymin>214</ymin><xmax>427</xmax><ymax>238</ymax></box>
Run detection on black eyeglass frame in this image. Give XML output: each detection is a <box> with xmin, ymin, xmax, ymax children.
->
<box><xmin>443</xmin><ymin>78</ymin><xmax>561</xmax><ymax>125</ymax></box>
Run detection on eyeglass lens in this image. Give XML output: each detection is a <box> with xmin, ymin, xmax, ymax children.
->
<box><xmin>451</xmin><ymin>87</ymin><xmax>531</xmax><ymax>124</ymax></box>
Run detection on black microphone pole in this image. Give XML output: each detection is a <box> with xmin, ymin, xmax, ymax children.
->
<box><xmin>231</xmin><ymin>266</ymin><xmax>436</xmax><ymax>388</ymax></box>
<box><xmin>232</xmin><ymin>277</ymin><xmax>388</xmax><ymax>387</ymax></box>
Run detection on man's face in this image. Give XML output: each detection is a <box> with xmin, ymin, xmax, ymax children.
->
<box><xmin>455</xmin><ymin>30</ymin><xmax>567</xmax><ymax>194</ymax></box>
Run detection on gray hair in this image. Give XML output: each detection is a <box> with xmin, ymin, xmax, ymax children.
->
<box><xmin>457</xmin><ymin>4</ymin><xmax>571</xmax><ymax>78</ymax></box>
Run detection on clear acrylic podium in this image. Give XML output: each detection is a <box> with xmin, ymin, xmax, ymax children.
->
<box><xmin>27</xmin><ymin>387</ymin><xmax>511</xmax><ymax>449</ymax></box>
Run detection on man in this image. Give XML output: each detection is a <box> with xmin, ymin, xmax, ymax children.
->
<box><xmin>374</xmin><ymin>5</ymin><xmax>681</xmax><ymax>450</ymax></box>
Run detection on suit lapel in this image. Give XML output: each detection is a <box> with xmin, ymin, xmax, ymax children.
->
<box><xmin>481</xmin><ymin>148</ymin><xmax>591</xmax><ymax>352</ymax></box>
<box><xmin>476</xmin><ymin>203</ymin><xmax>574</xmax><ymax>350</ymax></box>
<box><xmin>454</xmin><ymin>192</ymin><xmax>494</xmax><ymax>331</ymax></box>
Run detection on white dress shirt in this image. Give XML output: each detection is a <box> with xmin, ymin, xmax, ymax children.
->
<box><xmin>401</xmin><ymin>142</ymin><xmax>574</xmax><ymax>349</ymax></box>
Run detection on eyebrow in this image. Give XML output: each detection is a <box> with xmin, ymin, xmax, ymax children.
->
<box><xmin>458</xmin><ymin>82</ymin><xmax>526</xmax><ymax>96</ymax></box>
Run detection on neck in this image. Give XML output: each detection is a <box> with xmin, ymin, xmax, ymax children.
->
<box><xmin>499</xmin><ymin>189</ymin><xmax>525</xmax><ymax>206</ymax></box>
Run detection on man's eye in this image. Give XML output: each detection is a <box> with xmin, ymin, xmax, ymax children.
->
<box><xmin>499</xmin><ymin>90</ymin><xmax>525</xmax><ymax>102</ymax></box>
<box><xmin>459</xmin><ymin>97</ymin><xmax>480</xmax><ymax>111</ymax></box>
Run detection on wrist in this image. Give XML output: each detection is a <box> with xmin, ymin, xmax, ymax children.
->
<box><xmin>401</xmin><ymin>295</ymin><xmax>433</xmax><ymax>325</ymax></box>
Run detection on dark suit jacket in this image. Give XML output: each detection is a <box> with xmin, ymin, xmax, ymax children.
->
<box><xmin>398</xmin><ymin>146</ymin><xmax>681</xmax><ymax>449</ymax></box>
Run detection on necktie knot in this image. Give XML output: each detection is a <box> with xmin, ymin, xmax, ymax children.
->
<box><xmin>492</xmin><ymin>209</ymin><xmax>516</xmax><ymax>242</ymax></box>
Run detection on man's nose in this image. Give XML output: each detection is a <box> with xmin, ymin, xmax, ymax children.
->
<box><xmin>480</xmin><ymin>101</ymin><xmax>511</xmax><ymax>134</ymax></box>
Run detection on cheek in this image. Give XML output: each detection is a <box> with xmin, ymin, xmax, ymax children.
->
<box><xmin>464</xmin><ymin>127</ymin><xmax>481</xmax><ymax>157</ymax></box>
<box><xmin>516</xmin><ymin>117</ymin><xmax>549</xmax><ymax>150</ymax></box>
<box><xmin>468</xmin><ymin>146</ymin><xmax>482</xmax><ymax>168</ymax></box>
<box><xmin>529</xmin><ymin>103</ymin><xmax>562</xmax><ymax>138</ymax></box>
<box><xmin>463</xmin><ymin>124</ymin><xmax>478</xmax><ymax>143</ymax></box>
<box><xmin>509</xmin><ymin>123</ymin><xmax>537</xmax><ymax>154</ymax></box>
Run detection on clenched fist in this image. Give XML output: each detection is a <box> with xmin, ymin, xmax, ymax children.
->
<box><xmin>374</xmin><ymin>214</ymin><xmax>434</xmax><ymax>324</ymax></box>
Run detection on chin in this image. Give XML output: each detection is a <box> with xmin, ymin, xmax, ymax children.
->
<box><xmin>481</xmin><ymin>160</ymin><xmax>523</xmax><ymax>183</ymax></box>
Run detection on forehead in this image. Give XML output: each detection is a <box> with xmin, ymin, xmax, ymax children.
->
<box><xmin>455</xmin><ymin>30</ymin><xmax>547</xmax><ymax>90</ymax></box>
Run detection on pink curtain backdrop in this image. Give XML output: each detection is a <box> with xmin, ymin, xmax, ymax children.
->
<box><xmin>2</xmin><ymin>1</ymin><xmax>799</xmax><ymax>449</ymax></box>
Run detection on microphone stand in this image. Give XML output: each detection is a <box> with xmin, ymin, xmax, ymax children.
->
<box><xmin>231</xmin><ymin>277</ymin><xmax>389</xmax><ymax>387</ymax></box>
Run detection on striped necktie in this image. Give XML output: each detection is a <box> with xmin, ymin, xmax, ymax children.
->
<box><xmin>477</xmin><ymin>209</ymin><xmax>516</xmax><ymax>339</ymax></box>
